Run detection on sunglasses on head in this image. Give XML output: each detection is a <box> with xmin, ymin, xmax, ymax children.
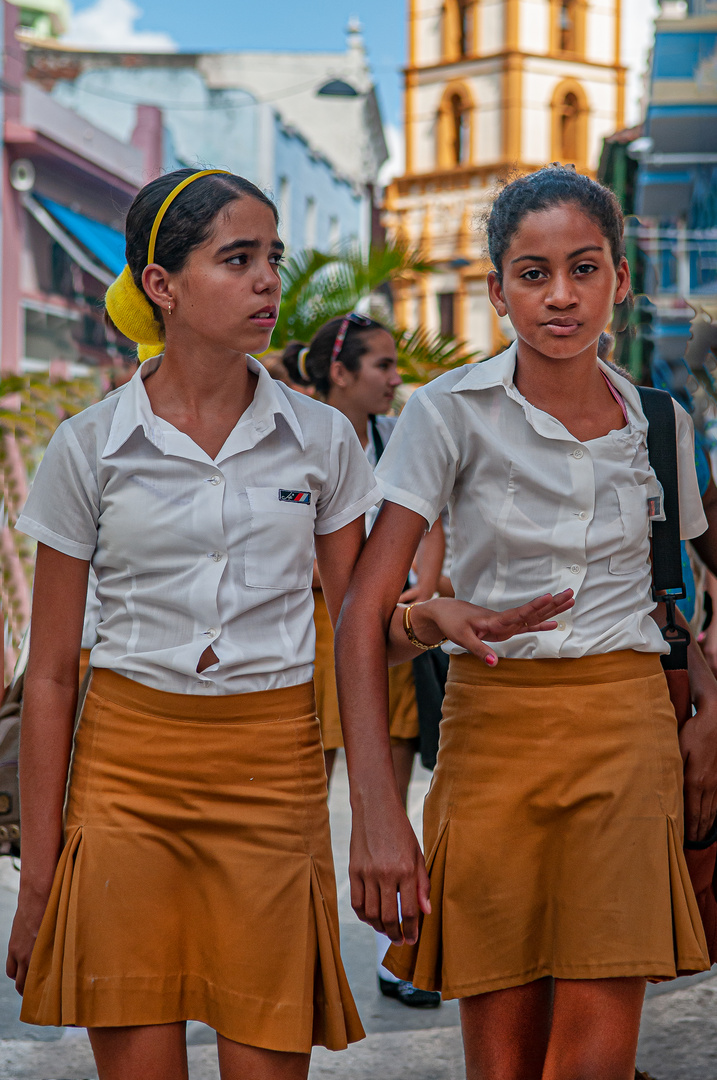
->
<box><xmin>330</xmin><ymin>312</ymin><xmax>374</xmax><ymax>365</ymax></box>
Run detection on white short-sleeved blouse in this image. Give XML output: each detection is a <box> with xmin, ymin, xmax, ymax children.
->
<box><xmin>17</xmin><ymin>354</ymin><xmax>380</xmax><ymax>694</ymax></box>
<box><xmin>374</xmin><ymin>342</ymin><xmax>707</xmax><ymax>660</ymax></box>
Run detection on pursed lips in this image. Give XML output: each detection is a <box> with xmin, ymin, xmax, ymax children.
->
<box><xmin>543</xmin><ymin>318</ymin><xmax>580</xmax><ymax>335</ymax></box>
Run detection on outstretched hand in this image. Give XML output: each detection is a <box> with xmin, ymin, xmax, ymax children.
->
<box><xmin>409</xmin><ymin>590</ymin><xmax>575</xmax><ymax>665</ymax></box>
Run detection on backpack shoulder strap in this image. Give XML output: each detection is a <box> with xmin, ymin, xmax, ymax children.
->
<box><xmin>637</xmin><ymin>385</ymin><xmax>685</xmax><ymax>600</ymax></box>
<box><xmin>637</xmin><ymin>385</ymin><xmax>690</xmax><ymax>669</ymax></box>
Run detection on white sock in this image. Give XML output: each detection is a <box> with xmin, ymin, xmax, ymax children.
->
<box><xmin>375</xmin><ymin>928</ymin><xmax>400</xmax><ymax>982</ymax></box>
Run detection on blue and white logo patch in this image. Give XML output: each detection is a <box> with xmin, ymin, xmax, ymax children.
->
<box><xmin>279</xmin><ymin>490</ymin><xmax>312</xmax><ymax>505</ymax></box>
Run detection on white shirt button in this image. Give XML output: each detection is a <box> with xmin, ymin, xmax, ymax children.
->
<box><xmin>578</xmin><ymin>511</ymin><xmax>588</xmax><ymax>520</ymax></box>
<box><xmin>207</xmin><ymin>552</ymin><xmax>224</xmax><ymax>562</ymax></box>
<box><xmin>557</xmin><ymin>621</ymin><xmax>567</xmax><ymax>631</ymax></box>
<box><xmin>572</xmin><ymin>448</ymin><xmax>584</xmax><ymax>460</ymax></box>
<box><xmin>209</xmin><ymin>475</ymin><xmax>222</xmax><ymax>486</ymax></box>
<box><xmin>204</xmin><ymin>628</ymin><xmax>218</xmax><ymax>637</ymax></box>
<box><xmin>570</xmin><ymin>564</ymin><xmax>581</xmax><ymax>575</ymax></box>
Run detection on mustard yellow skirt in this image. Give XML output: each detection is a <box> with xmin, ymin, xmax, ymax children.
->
<box><xmin>313</xmin><ymin>589</ymin><xmax>419</xmax><ymax>750</ymax></box>
<box><xmin>21</xmin><ymin>670</ymin><xmax>365</xmax><ymax>1052</ymax></box>
<box><xmin>386</xmin><ymin>650</ymin><xmax>710</xmax><ymax>998</ymax></box>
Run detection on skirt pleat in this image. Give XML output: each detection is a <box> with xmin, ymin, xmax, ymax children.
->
<box><xmin>386</xmin><ymin>650</ymin><xmax>710</xmax><ymax>998</ymax></box>
<box><xmin>21</xmin><ymin>670</ymin><xmax>364</xmax><ymax>1052</ymax></box>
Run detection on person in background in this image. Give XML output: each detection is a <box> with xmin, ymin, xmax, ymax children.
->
<box><xmin>284</xmin><ymin>317</ymin><xmax>444</xmax><ymax>1008</ymax></box>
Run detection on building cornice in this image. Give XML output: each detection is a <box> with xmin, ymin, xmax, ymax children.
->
<box><xmin>403</xmin><ymin>50</ymin><xmax>626</xmax><ymax>78</ymax></box>
<box><xmin>388</xmin><ymin>161</ymin><xmax>539</xmax><ymax>197</ymax></box>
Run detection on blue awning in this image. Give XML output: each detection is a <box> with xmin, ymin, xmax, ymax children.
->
<box><xmin>36</xmin><ymin>195</ymin><xmax>125</xmax><ymax>276</ymax></box>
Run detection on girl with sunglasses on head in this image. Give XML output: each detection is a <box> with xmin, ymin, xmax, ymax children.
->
<box><xmin>335</xmin><ymin>165</ymin><xmax>717</xmax><ymax>1080</ymax></box>
<box><xmin>285</xmin><ymin>314</ymin><xmax>444</xmax><ymax>1008</ymax></box>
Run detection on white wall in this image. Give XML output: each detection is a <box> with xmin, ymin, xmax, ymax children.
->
<box><xmin>415</xmin><ymin>0</ymin><xmax>444</xmax><ymax>65</ymax></box>
<box><xmin>519</xmin><ymin>0</ymin><xmax>550</xmax><ymax>53</ymax></box>
<box><xmin>480</xmin><ymin>0</ymin><xmax>505</xmax><ymax>52</ymax></box>
<box><xmin>585</xmin><ymin>0</ymin><xmax>617</xmax><ymax>65</ymax></box>
<box><xmin>521</xmin><ymin>60</ymin><xmax>618</xmax><ymax>167</ymax></box>
<box><xmin>465</xmin><ymin>285</ymin><xmax>494</xmax><ymax>356</ymax></box>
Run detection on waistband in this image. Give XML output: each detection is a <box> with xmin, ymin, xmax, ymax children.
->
<box><xmin>87</xmin><ymin>669</ymin><xmax>316</xmax><ymax>723</ymax></box>
<box><xmin>447</xmin><ymin>650</ymin><xmax>664</xmax><ymax>689</ymax></box>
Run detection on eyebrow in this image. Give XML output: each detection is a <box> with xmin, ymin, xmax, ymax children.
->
<box><xmin>510</xmin><ymin>245</ymin><xmax>604</xmax><ymax>265</ymax></box>
<box><xmin>215</xmin><ymin>238</ymin><xmax>286</xmax><ymax>256</ymax></box>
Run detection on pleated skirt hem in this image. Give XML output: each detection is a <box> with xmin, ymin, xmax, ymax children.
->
<box><xmin>386</xmin><ymin>651</ymin><xmax>711</xmax><ymax>997</ymax></box>
<box><xmin>20</xmin><ymin>672</ymin><xmax>364</xmax><ymax>1052</ymax></box>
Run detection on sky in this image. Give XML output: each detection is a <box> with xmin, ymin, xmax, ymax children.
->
<box><xmin>64</xmin><ymin>0</ymin><xmax>660</xmax><ymax>172</ymax></box>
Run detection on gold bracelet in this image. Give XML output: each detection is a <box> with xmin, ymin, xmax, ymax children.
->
<box><xmin>403</xmin><ymin>603</ymin><xmax>447</xmax><ymax>651</ymax></box>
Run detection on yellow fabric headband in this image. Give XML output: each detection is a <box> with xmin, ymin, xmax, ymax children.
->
<box><xmin>105</xmin><ymin>169</ymin><xmax>230</xmax><ymax>362</ymax></box>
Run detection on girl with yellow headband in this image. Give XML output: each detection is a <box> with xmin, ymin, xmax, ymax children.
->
<box><xmin>8</xmin><ymin>166</ymin><xmax>379</xmax><ymax>1080</ymax></box>
<box><xmin>8</xmin><ymin>165</ymin><xmax>573</xmax><ymax>1080</ymax></box>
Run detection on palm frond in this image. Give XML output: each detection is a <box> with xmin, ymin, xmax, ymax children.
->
<box><xmin>395</xmin><ymin>326</ymin><xmax>482</xmax><ymax>384</ymax></box>
<box><xmin>271</xmin><ymin>241</ymin><xmax>436</xmax><ymax>351</ymax></box>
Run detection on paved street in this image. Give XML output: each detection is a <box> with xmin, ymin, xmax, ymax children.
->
<box><xmin>0</xmin><ymin>754</ymin><xmax>715</xmax><ymax>1079</ymax></box>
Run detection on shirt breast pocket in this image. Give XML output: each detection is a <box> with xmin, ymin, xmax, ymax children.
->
<box><xmin>244</xmin><ymin>486</ymin><xmax>316</xmax><ymax>590</ymax></box>
<box><xmin>608</xmin><ymin>484</ymin><xmax>651</xmax><ymax>576</ymax></box>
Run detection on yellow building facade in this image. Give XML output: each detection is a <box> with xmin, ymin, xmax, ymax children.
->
<box><xmin>385</xmin><ymin>0</ymin><xmax>625</xmax><ymax>355</ymax></box>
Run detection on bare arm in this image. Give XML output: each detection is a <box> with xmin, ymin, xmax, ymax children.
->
<box><xmin>335</xmin><ymin>501</ymin><xmax>574</xmax><ymax>944</ymax></box>
<box><xmin>399</xmin><ymin>517</ymin><xmax>445</xmax><ymax>603</ymax></box>
<box><xmin>701</xmin><ymin>570</ymin><xmax>717</xmax><ymax>676</ymax></box>
<box><xmin>691</xmin><ymin>477</ymin><xmax>717</xmax><ymax>576</ymax></box>
<box><xmin>314</xmin><ymin>517</ymin><xmax>366</xmax><ymax>628</ymax></box>
<box><xmin>652</xmin><ymin>600</ymin><xmax>717</xmax><ymax>843</ymax></box>
<box><xmin>6</xmin><ymin>544</ymin><xmax>89</xmax><ymax>994</ymax></box>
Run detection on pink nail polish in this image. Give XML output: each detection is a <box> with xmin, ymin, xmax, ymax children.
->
<box><xmin>485</xmin><ymin>654</ymin><xmax>497</xmax><ymax>666</ymax></box>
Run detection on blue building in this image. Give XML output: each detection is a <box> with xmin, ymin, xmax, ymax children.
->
<box><xmin>632</xmin><ymin>0</ymin><xmax>717</xmax><ymax>382</ymax></box>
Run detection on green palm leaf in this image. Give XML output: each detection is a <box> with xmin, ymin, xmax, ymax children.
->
<box><xmin>272</xmin><ymin>241</ymin><xmax>436</xmax><ymax>351</ymax></box>
<box><xmin>394</xmin><ymin>326</ymin><xmax>482</xmax><ymax>384</ymax></box>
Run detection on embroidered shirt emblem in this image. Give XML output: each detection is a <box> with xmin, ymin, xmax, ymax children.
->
<box><xmin>279</xmin><ymin>490</ymin><xmax>312</xmax><ymax>505</ymax></box>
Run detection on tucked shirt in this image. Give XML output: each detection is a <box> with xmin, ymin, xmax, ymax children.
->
<box><xmin>374</xmin><ymin>342</ymin><xmax>707</xmax><ymax>660</ymax></box>
<box><xmin>17</xmin><ymin>354</ymin><xmax>380</xmax><ymax>694</ymax></box>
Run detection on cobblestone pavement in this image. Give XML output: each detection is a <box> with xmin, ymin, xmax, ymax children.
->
<box><xmin>0</xmin><ymin>755</ymin><xmax>714</xmax><ymax>1079</ymax></box>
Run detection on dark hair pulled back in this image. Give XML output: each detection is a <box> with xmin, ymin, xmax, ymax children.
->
<box><xmin>487</xmin><ymin>164</ymin><xmax>626</xmax><ymax>282</ymax></box>
<box><xmin>124</xmin><ymin>167</ymin><xmax>278</xmax><ymax>325</ymax></box>
<box><xmin>283</xmin><ymin>315</ymin><xmax>388</xmax><ymax>397</ymax></box>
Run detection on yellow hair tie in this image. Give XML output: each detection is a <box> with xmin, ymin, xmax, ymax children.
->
<box><xmin>105</xmin><ymin>169</ymin><xmax>230</xmax><ymax>360</ymax></box>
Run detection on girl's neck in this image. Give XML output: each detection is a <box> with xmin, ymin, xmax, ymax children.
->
<box><xmin>513</xmin><ymin>340</ymin><xmax>625</xmax><ymax>443</ymax></box>
<box><xmin>145</xmin><ymin>336</ymin><xmax>256</xmax><ymax>421</ymax></box>
<box><xmin>513</xmin><ymin>341</ymin><xmax>601</xmax><ymax>411</ymax></box>
<box><xmin>326</xmin><ymin>389</ymin><xmax>370</xmax><ymax>449</ymax></box>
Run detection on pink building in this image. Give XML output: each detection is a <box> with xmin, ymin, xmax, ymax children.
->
<box><xmin>0</xmin><ymin>0</ymin><xmax>162</xmax><ymax>679</ymax></box>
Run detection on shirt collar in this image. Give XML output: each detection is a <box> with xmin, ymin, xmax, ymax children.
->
<box><xmin>450</xmin><ymin>339</ymin><xmax>648</xmax><ymax>439</ymax></box>
<box><xmin>102</xmin><ymin>353</ymin><xmax>305</xmax><ymax>460</ymax></box>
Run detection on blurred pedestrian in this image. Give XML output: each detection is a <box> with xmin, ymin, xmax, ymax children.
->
<box><xmin>284</xmin><ymin>317</ymin><xmax>444</xmax><ymax>1007</ymax></box>
<box><xmin>335</xmin><ymin>165</ymin><xmax>717</xmax><ymax>1080</ymax></box>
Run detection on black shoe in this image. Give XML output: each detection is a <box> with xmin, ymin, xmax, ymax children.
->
<box><xmin>378</xmin><ymin>975</ymin><xmax>441</xmax><ymax>1008</ymax></box>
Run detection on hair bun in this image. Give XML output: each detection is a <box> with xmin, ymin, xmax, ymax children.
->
<box><xmin>105</xmin><ymin>265</ymin><xmax>164</xmax><ymax>360</ymax></box>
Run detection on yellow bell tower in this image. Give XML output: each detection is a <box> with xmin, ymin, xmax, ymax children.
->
<box><xmin>386</xmin><ymin>0</ymin><xmax>625</xmax><ymax>355</ymax></box>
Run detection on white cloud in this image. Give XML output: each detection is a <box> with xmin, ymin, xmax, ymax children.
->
<box><xmin>378</xmin><ymin>123</ymin><xmax>405</xmax><ymax>187</ymax></box>
<box><xmin>62</xmin><ymin>0</ymin><xmax>177</xmax><ymax>52</ymax></box>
